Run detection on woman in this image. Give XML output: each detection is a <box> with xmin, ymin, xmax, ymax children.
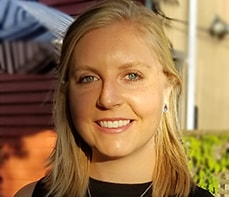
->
<box><xmin>15</xmin><ymin>0</ymin><xmax>214</xmax><ymax>196</ymax></box>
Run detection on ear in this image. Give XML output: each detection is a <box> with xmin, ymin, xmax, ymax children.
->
<box><xmin>163</xmin><ymin>84</ymin><xmax>173</xmax><ymax>109</ymax></box>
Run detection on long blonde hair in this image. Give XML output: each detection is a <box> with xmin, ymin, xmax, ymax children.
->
<box><xmin>44</xmin><ymin>0</ymin><xmax>193</xmax><ymax>196</ymax></box>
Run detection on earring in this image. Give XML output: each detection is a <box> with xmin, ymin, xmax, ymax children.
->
<box><xmin>163</xmin><ymin>104</ymin><xmax>168</xmax><ymax>113</ymax></box>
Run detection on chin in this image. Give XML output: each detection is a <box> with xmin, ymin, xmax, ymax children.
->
<box><xmin>93</xmin><ymin>146</ymin><xmax>133</xmax><ymax>160</ymax></box>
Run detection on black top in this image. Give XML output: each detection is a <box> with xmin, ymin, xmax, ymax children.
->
<box><xmin>32</xmin><ymin>177</ymin><xmax>214</xmax><ymax>197</ymax></box>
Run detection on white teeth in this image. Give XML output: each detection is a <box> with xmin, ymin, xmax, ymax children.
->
<box><xmin>99</xmin><ymin>120</ymin><xmax>130</xmax><ymax>128</ymax></box>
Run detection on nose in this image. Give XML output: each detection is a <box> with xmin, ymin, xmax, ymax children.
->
<box><xmin>96</xmin><ymin>80</ymin><xmax>124</xmax><ymax>110</ymax></box>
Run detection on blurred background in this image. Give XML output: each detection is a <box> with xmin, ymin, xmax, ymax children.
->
<box><xmin>0</xmin><ymin>0</ymin><xmax>228</xmax><ymax>196</ymax></box>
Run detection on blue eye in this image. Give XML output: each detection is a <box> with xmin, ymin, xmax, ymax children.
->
<box><xmin>79</xmin><ymin>76</ymin><xmax>97</xmax><ymax>83</ymax></box>
<box><xmin>125</xmin><ymin>72</ymin><xmax>142</xmax><ymax>81</ymax></box>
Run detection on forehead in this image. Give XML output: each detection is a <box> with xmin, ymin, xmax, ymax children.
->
<box><xmin>71</xmin><ymin>22</ymin><xmax>160</xmax><ymax>68</ymax></box>
<box><xmin>76</xmin><ymin>22</ymin><xmax>144</xmax><ymax>46</ymax></box>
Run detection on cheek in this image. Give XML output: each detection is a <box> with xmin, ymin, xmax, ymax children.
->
<box><xmin>68</xmin><ymin>86</ymin><xmax>93</xmax><ymax>123</ymax></box>
<box><xmin>134</xmin><ymin>96</ymin><xmax>163</xmax><ymax>122</ymax></box>
<box><xmin>68</xmin><ymin>88</ymin><xmax>94</xmax><ymax>141</ymax></box>
<box><xmin>130</xmin><ymin>84</ymin><xmax>165</xmax><ymax>114</ymax></box>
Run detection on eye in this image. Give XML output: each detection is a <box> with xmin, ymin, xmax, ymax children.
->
<box><xmin>79</xmin><ymin>75</ymin><xmax>98</xmax><ymax>84</ymax></box>
<box><xmin>124</xmin><ymin>72</ymin><xmax>142</xmax><ymax>81</ymax></box>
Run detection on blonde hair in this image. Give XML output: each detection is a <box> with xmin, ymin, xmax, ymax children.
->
<box><xmin>44</xmin><ymin>0</ymin><xmax>193</xmax><ymax>196</ymax></box>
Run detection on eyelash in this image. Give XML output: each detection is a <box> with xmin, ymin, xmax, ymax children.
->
<box><xmin>78</xmin><ymin>75</ymin><xmax>98</xmax><ymax>84</ymax></box>
<box><xmin>124</xmin><ymin>71</ymin><xmax>143</xmax><ymax>81</ymax></box>
<box><xmin>77</xmin><ymin>71</ymin><xmax>143</xmax><ymax>84</ymax></box>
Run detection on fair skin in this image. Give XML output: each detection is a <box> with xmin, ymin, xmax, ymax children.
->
<box><xmin>69</xmin><ymin>22</ymin><xmax>171</xmax><ymax>183</ymax></box>
<box><xmin>14</xmin><ymin>22</ymin><xmax>171</xmax><ymax>196</ymax></box>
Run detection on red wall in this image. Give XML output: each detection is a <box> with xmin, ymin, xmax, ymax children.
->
<box><xmin>0</xmin><ymin>74</ymin><xmax>56</xmax><ymax>135</ymax></box>
<box><xmin>0</xmin><ymin>74</ymin><xmax>56</xmax><ymax>197</ymax></box>
<box><xmin>1</xmin><ymin>130</ymin><xmax>56</xmax><ymax>197</ymax></box>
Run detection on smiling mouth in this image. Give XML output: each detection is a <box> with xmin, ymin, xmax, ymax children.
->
<box><xmin>97</xmin><ymin>120</ymin><xmax>131</xmax><ymax>128</ymax></box>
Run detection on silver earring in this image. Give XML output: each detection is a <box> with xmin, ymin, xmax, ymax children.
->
<box><xmin>163</xmin><ymin>104</ymin><xmax>168</xmax><ymax>113</ymax></box>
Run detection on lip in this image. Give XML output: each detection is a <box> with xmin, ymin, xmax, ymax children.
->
<box><xmin>95</xmin><ymin>118</ymin><xmax>134</xmax><ymax>134</ymax></box>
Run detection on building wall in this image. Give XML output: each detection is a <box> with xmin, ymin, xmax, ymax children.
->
<box><xmin>0</xmin><ymin>130</ymin><xmax>56</xmax><ymax>197</ymax></box>
<box><xmin>0</xmin><ymin>75</ymin><xmax>57</xmax><ymax>197</ymax></box>
<box><xmin>196</xmin><ymin>0</ymin><xmax>229</xmax><ymax>130</ymax></box>
<box><xmin>161</xmin><ymin>0</ymin><xmax>229</xmax><ymax>130</ymax></box>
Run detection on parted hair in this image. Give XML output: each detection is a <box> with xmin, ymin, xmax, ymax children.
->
<box><xmin>44</xmin><ymin>0</ymin><xmax>194</xmax><ymax>197</ymax></box>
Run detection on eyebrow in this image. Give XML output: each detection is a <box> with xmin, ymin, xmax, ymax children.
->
<box><xmin>70</xmin><ymin>64</ymin><xmax>97</xmax><ymax>75</ymax></box>
<box><xmin>70</xmin><ymin>61</ymin><xmax>155</xmax><ymax>75</ymax></box>
<box><xmin>118</xmin><ymin>62</ymin><xmax>153</xmax><ymax>70</ymax></box>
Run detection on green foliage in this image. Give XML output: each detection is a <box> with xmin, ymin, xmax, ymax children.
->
<box><xmin>184</xmin><ymin>132</ymin><xmax>229</xmax><ymax>194</ymax></box>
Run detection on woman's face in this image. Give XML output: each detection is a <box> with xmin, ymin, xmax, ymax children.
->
<box><xmin>69</xmin><ymin>22</ymin><xmax>171</xmax><ymax>159</ymax></box>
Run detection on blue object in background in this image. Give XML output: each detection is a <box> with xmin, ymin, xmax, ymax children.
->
<box><xmin>0</xmin><ymin>0</ymin><xmax>74</xmax><ymax>73</ymax></box>
<box><xmin>0</xmin><ymin>0</ymin><xmax>74</xmax><ymax>42</ymax></box>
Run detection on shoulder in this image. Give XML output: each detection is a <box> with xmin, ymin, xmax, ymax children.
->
<box><xmin>189</xmin><ymin>186</ymin><xmax>214</xmax><ymax>197</ymax></box>
<box><xmin>14</xmin><ymin>181</ymin><xmax>37</xmax><ymax>197</ymax></box>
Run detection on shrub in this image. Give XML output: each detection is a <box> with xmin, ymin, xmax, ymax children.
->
<box><xmin>184</xmin><ymin>131</ymin><xmax>229</xmax><ymax>194</ymax></box>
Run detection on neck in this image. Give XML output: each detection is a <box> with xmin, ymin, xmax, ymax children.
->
<box><xmin>90</xmin><ymin>141</ymin><xmax>155</xmax><ymax>183</ymax></box>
